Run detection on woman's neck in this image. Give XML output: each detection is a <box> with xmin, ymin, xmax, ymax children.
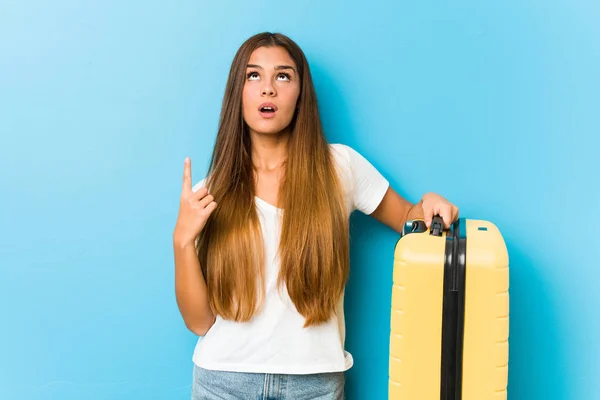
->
<box><xmin>250</xmin><ymin>130</ymin><xmax>289</xmax><ymax>172</ymax></box>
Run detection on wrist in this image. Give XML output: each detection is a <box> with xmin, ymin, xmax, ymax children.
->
<box><xmin>407</xmin><ymin>200</ymin><xmax>424</xmax><ymax>221</ymax></box>
<box><xmin>173</xmin><ymin>234</ymin><xmax>196</xmax><ymax>250</ymax></box>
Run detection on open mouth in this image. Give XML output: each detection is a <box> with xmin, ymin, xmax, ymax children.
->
<box><xmin>258</xmin><ymin>103</ymin><xmax>278</xmax><ymax>116</ymax></box>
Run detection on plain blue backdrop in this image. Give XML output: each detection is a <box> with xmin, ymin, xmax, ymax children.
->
<box><xmin>1</xmin><ymin>1</ymin><xmax>598</xmax><ymax>399</ymax></box>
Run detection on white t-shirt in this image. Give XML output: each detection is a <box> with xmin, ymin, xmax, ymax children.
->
<box><xmin>190</xmin><ymin>143</ymin><xmax>390</xmax><ymax>375</ymax></box>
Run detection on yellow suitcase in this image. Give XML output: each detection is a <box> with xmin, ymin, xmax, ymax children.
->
<box><xmin>388</xmin><ymin>216</ymin><xmax>509</xmax><ymax>400</ymax></box>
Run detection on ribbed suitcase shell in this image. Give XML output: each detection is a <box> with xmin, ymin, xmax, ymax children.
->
<box><xmin>388</xmin><ymin>219</ymin><xmax>509</xmax><ymax>400</ymax></box>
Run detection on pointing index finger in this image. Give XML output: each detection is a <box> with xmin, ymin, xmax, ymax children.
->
<box><xmin>182</xmin><ymin>157</ymin><xmax>192</xmax><ymax>193</ymax></box>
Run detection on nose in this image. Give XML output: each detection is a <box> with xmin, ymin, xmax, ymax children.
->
<box><xmin>261</xmin><ymin>80</ymin><xmax>276</xmax><ymax>96</ymax></box>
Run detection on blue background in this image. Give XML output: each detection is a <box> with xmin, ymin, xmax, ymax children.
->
<box><xmin>1</xmin><ymin>1</ymin><xmax>598</xmax><ymax>399</ymax></box>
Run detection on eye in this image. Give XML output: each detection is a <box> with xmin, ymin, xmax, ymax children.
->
<box><xmin>277</xmin><ymin>73</ymin><xmax>291</xmax><ymax>81</ymax></box>
<box><xmin>246</xmin><ymin>71</ymin><xmax>260</xmax><ymax>81</ymax></box>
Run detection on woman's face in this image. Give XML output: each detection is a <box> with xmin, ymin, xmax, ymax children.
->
<box><xmin>242</xmin><ymin>46</ymin><xmax>301</xmax><ymax>136</ymax></box>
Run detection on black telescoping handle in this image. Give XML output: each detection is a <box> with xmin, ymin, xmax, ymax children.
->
<box><xmin>429</xmin><ymin>215</ymin><xmax>445</xmax><ymax>237</ymax></box>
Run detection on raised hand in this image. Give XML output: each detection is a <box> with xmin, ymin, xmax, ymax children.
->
<box><xmin>173</xmin><ymin>157</ymin><xmax>217</xmax><ymax>247</ymax></box>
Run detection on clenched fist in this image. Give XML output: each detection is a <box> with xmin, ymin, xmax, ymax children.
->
<box><xmin>421</xmin><ymin>192</ymin><xmax>459</xmax><ymax>230</ymax></box>
<box><xmin>173</xmin><ymin>157</ymin><xmax>217</xmax><ymax>247</ymax></box>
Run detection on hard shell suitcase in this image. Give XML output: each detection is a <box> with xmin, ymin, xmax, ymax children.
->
<box><xmin>388</xmin><ymin>216</ymin><xmax>509</xmax><ymax>400</ymax></box>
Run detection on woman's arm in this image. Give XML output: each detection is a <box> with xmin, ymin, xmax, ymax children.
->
<box><xmin>173</xmin><ymin>158</ymin><xmax>217</xmax><ymax>336</ymax></box>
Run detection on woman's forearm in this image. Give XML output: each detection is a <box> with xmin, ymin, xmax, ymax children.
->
<box><xmin>173</xmin><ymin>239</ymin><xmax>215</xmax><ymax>336</ymax></box>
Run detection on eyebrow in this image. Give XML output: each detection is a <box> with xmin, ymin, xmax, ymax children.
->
<box><xmin>246</xmin><ymin>64</ymin><xmax>296</xmax><ymax>73</ymax></box>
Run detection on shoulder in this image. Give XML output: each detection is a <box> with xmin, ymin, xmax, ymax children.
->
<box><xmin>328</xmin><ymin>143</ymin><xmax>378</xmax><ymax>175</ymax></box>
<box><xmin>328</xmin><ymin>142</ymin><xmax>390</xmax><ymax>215</ymax></box>
<box><xmin>326</xmin><ymin>144</ymin><xmax>353</xmax><ymax>212</ymax></box>
<box><xmin>328</xmin><ymin>143</ymin><xmax>352</xmax><ymax>162</ymax></box>
<box><xmin>328</xmin><ymin>143</ymin><xmax>354</xmax><ymax>181</ymax></box>
<box><xmin>328</xmin><ymin>143</ymin><xmax>357</xmax><ymax>173</ymax></box>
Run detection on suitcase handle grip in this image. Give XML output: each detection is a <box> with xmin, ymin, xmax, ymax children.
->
<box><xmin>429</xmin><ymin>215</ymin><xmax>444</xmax><ymax>237</ymax></box>
<box><xmin>400</xmin><ymin>215</ymin><xmax>445</xmax><ymax>238</ymax></box>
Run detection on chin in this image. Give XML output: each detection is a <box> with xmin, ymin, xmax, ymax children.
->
<box><xmin>252</xmin><ymin>128</ymin><xmax>289</xmax><ymax>136</ymax></box>
<box><xmin>247</xmin><ymin>120</ymin><xmax>292</xmax><ymax>136</ymax></box>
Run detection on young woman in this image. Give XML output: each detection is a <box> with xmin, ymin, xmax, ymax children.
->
<box><xmin>173</xmin><ymin>32</ymin><xmax>459</xmax><ymax>400</ymax></box>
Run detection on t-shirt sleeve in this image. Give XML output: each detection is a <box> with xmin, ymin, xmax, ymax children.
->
<box><xmin>192</xmin><ymin>177</ymin><xmax>207</xmax><ymax>193</ymax></box>
<box><xmin>345</xmin><ymin>145</ymin><xmax>390</xmax><ymax>215</ymax></box>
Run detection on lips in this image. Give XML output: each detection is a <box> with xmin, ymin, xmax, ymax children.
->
<box><xmin>258</xmin><ymin>102</ymin><xmax>278</xmax><ymax>119</ymax></box>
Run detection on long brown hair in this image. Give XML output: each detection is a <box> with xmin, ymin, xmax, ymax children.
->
<box><xmin>196</xmin><ymin>32</ymin><xmax>349</xmax><ymax>327</ymax></box>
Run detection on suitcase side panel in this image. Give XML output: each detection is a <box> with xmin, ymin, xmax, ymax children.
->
<box><xmin>462</xmin><ymin>220</ymin><xmax>509</xmax><ymax>400</ymax></box>
<box><xmin>389</xmin><ymin>233</ymin><xmax>446</xmax><ymax>399</ymax></box>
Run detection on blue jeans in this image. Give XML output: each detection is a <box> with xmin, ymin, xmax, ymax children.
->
<box><xmin>191</xmin><ymin>365</ymin><xmax>345</xmax><ymax>400</ymax></box>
